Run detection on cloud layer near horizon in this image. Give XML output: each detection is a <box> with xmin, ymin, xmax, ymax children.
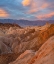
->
<box><xmin>0</xmin><ymin>8</ymin><xmax>9</xmax><ymax>17</ymax></box>
<box><xmin>22</xmin><ymin>0</ymin><xmax>54</xmax><ymax>20</ymax></box>
<box><xmin>37</xmin><ymin>12</ymin><xmax>54</xmax><ymax>19</ymax></box>
<box><xmin>0</xmin><ymin>0</ymin><xmax>54</xmax><ymax>20</ymax></box>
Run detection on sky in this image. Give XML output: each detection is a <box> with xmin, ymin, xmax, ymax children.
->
<box><xmin>0</xmin><ymin>0</ymin><xmax>54</xmax><ymax>20</ymax></box>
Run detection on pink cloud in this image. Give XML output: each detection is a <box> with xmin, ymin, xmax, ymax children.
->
<box><xmin>0</xmin><ymin>8</ymin><xmax>9</xmax><ymax>17</ymax></box>
<box><xmin>37</xmin><ymin>12</ymin><xmax>54</xmax><ymax>19</ymax></box>
<box><xmin>41</xmin><ymin>3</ymin><xmax>49</xmax><ymax>9</ymax></box>
<box><xmin>22</xmin><ymin>0</ymin><xmax>31</xmax><ymax>6</ymax></box>
<box><xmin>27</xmin><ymin>3</ymin><xmax>49</xmax><ymax>14</ymax></box>
<box><xmin>22</xmin><ymin>0</ymin><xmax>50</xmax><ymax>14</ymax></box>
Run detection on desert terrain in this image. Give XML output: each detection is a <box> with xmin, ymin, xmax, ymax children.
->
<box><xmin>0</xmin><ymin>22</ymin><xmax>54</xmax><ymax>64</ymax></box>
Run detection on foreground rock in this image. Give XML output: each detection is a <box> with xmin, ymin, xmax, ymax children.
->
<box><xmin>9</xmin><ymin>36</ymin><xmax>54</xmax><ymax>64</ymax></box>
<box><xmin>28</xmin><ymin>36</ymin><xmax>54</xmax><ymax>64</ymax></box>
<box><xmin>11</xmin><ymin>24</ymin><xmax>54</xmax><ymax>53</ymax></box>
<box><xmin>0</xmin><ymin>53</ymin><xmax>20</xmax><ymax>64</ymax></box>
<box><xmin>9</xmin><ymin>50</ymin><xmax>35</xmax><ymax>64</ymax></box>
<box><xmin>0</xmin><ymin>23</ymin><xmax>54</xmax><ymax>64</ymax></box>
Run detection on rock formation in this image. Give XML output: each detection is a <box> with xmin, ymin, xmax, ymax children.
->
<box><xmin>0</xmin><ymin>23</ymin><xmax>54</xmax><ymax>64</ymax></box>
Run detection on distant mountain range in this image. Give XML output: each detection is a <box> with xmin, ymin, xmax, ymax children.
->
<box><xmin>0</xmin><ymin>19</ymin><xmax>54</xmax><ymax>27</ymax></box>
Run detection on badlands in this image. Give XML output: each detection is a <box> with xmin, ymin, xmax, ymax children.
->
<box><xmin>0</xmin><ymin>23</ymin><xmax>54</xmax><ymax>64</ymax></box>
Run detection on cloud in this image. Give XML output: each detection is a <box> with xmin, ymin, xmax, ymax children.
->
<box><xmin>37</xmin><ymin>12</ymin><xmax>54</xmax><ymax>19</ymax></box>
<box><xmin>0</xmin><ymin>0</ymin><xmax>54</xmax><ymax>20</ymax></box>
<box><xmin>22</xmin><ymin>0</ymin><xmax>49</xmax><ymax>14</ymax></box>
<box><xmin>22</xmin><ymin>0</ymin><xmax>38</xmax><ymax>14</ymax></box>
<box><xmin>22</xmin><ymin>0</ymin><xmax>31</xmax><ymax>6</ymax></box>
<box><xmin>0</xmin><ymin>8</ymin><xmax>9</xmax><ymax>17</ymax></box>
<box><xmin>27</xmin><ymin>1</ymin><xmax>38</xmax><ymax>14</ymax></box>
<box><xmin>26</xmin><ymin>3</ymin><xmax>49</xmax><ymax>14</ymax></box>
<box><xmin>41</xmin><ymin>3</ymin><xmax>49</xmax><ymax>9</ymax></box>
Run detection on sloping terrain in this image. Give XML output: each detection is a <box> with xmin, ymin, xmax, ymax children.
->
<box><xmin>0</xmin><ymin>23</ymin><xmax>54</xmax><ymax>64</ymax></box>
<box><xmin>9</xmin><ymin>50</ymin><xmax>35</xmax><ymax>64</ymax></box>
<box><xmin>0</xmin><ymin>53</ymin><xmax>20</xmax><ymax>64</ymax></box>
<box><xmin>0</xmin><ymin>23</ymin><xmax>21</xmax><ymax>29</ymax></box>
<box><xmin>28</xmin><ymin>36</ymin><xmax>54</xmax><ymax>64</ymax></box>
<box><xmin>9</xmin><ymin>36</ymin><xmax>54</xmax><ymax>64</ymax></box>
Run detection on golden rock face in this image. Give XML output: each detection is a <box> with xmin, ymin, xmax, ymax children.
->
<box><xmin>0</xmin><ymin>23</ymin><xmax>54</xmax><ymax>64</ymax></box>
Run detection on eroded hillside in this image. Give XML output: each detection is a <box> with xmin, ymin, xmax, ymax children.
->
<box><xmin>0</xmin><ymin>23</ymin><xmax>54</xmax><ymax>64</ymax></box>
